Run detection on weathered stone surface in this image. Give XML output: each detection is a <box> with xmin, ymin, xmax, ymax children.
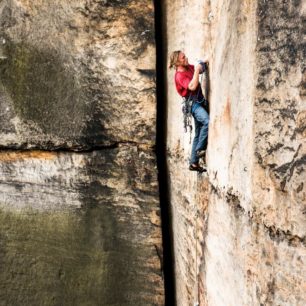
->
<box><xmin>206</xmin><ymin>190</ymin><xmax>306</xmax><ymax>306</ymax></box>
<box><xmin>165</xmin><ymin>0</ymin><xmax>305</xmax><ymax>305</ymax></box>
<box><xmin>0</xmin><ymin>0</ymin><xmax>164</xmax><ymax>305</ymax></box>
<box><xmin>253</xmin><ymin>0</ymin><xmax>305</xmax><ymax>237</ymax></box>
<box><xmin>167</xmin><ymin>155</ymin><xmax>209</xmax><ymax>306</ymax></box>
<box><xmin>0</xmin><ymin>0</ymin><xmax>156</xmax><ymax>149</ymax></box>
<box><xmin>0</xmin><ymin>146</ymin><xmax>163</xmax><ymax>305</ymax></box>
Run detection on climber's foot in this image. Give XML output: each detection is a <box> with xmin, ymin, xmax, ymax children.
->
<box><xmin>189</xmin><ymin>163</ymin><xmax>206</xmax><ymax>173</ymax></box>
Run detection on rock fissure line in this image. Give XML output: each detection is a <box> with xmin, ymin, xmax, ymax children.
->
<box><xmin>154</xmin><ymin>0</ymin><xmax>176</xmax><ymax>304</ymax></box>
<box><xmin>263</xmin><ymin>224</ymin><xmax>306</xmax><ymax>248</ymax></box>
<box><xmin>210</xmin><ymin>183</ymin><xmax>306</xmax><ymax>247</ymax></box>
<box><xmin>0</xmin><ymin>141</ymin><xmax>155</xmax><ymax>154</ymax></box>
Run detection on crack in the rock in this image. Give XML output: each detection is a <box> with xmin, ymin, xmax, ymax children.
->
<box><xmin>264</xmin><ymin>224</ymin><xmax>306</xmax><ymax>247</ymax></box>
<box><xmin>0</xmin><ymin>141</ymin><xmax>155</xmax><ymax>153</ymax></box>
<box><xmin>154</xmin><ymin>244</ymin><xmax>164</xmax><ymax>275</ymax></box>
<box><xmin>274</xmin><ymin>144</ymin><xmax>304</xmax><ymax>190</ymax></box>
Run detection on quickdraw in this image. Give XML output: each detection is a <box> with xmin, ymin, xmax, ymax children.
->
<box><xmin>182</xmin><ymin>96</ymin><xmax>193</xmax><ymax>134</ymax></box>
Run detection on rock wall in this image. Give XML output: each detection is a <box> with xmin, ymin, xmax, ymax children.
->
<box><xmin>0</xmin><ymin>1</ymin><xmax>164</xmax><ymax>305</ymax></box>
<box><xmin>164</xmin><ymin>0</ymin><xmax>305</xmax><ymax>305</ymax></box>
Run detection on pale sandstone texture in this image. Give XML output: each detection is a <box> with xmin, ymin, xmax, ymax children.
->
<box><xmin>165</xmin><ymin>0</ymin><xmax>305</xmax><ymax>305</ymax></box>
<box><xmin>0</xmin><ymin>1</ymin><xmax>163</xmax><ymax>305</ymax></box>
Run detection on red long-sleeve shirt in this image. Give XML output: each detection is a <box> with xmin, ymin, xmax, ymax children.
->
<box><xmin>174</xmin><ymin>64</ymin><xmax>203</xmax><ymax>99</ymax></box>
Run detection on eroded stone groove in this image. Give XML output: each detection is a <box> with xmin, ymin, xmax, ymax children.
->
<box><xmin>0</xmin><ymin>141</ymin><xmax>154</xmax><ymax>152</ymax></box>
<box><xmin>154</xmin><ymin>0</ymin><xmax>176</xmax><ymax>304</ymax></box>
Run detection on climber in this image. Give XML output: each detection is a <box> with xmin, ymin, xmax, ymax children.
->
<box><xmin>169</xmin><ymin>50</ymin><xmax>209</xmax><ymax>173</ymax></box>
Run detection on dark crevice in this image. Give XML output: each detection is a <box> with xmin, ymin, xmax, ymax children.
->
<box><xmin>154</xmin><ymin>1</ymin><xmax>176</xmax><ymax>305</ymax></box>
<box><xmin>264</xmin><ymin>224</ymin><xmax>306</xmax><ymax>247</ymax></box>
<box><xmin>0</xmin><ymin>141</ymin><xmax>154</xmax><ymax>153</ymax></box>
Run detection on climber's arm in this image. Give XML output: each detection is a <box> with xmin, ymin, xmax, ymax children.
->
<box><xmin>188</xmin><ymin>64</ymin><xmax>202</xmax><ymax>91</ymax></box>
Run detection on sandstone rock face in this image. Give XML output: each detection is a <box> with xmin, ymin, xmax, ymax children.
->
<box><xmin>165</xmin><ymin>0</ymin><xmax>305</xmax><ymax>305</ymax></box>
<box><xmin>0</xmin><ymin>1</ymin><xmax>164</xmax><ymax>305</ymax></box>
<box><xmin>0</xmin><ymin>148</ymin><xmax>163</xmax><ymax>305</ymax></box>
<box><xmin>0</xmin><ymin>0</ymin><xmax>156</xmax><ymax>149</ymax></box>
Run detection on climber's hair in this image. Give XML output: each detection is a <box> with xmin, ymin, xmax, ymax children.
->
<box><xmin>169</xmin><ymin>50</ymin><xmax>181</xmax><ymax>69</ymax></box>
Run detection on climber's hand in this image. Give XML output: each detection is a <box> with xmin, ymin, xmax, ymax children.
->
<box><xmin>195</xmin><ymin>64</ymin><xmax>202</xmax><ymax>73</ymax></box>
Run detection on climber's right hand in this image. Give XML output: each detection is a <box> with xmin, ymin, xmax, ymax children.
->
<box><xmin>195</xmin><ymin>64</ymin><xmax>203</xmax><ymax>73</ymax></box>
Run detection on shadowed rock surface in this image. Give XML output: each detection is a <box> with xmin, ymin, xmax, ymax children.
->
<box><xmin>0</xmin><ymin>147</ymin><xmax>163</xmax><ymax>305</ymax></box>
<box><xmin>0</xmin><ymin>1</ymin><xmax>164</xmax><ymax>305</ymax></box>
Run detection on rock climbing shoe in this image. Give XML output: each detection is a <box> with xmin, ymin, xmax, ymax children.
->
<box><xmin>189</xmin><ymin>164</ymin><xmax>206</xmax><ymax>173</ymax></box>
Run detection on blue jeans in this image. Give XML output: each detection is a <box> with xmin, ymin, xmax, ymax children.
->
<box><xmin>190</xmin><ymin>101</ymin><xmax>209</xmax><ymax>164</ymax></box>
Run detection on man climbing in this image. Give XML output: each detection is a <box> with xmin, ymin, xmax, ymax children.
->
<box><xmin>169</xmin><ymin>50</ymin><xmax>209</xmax><ymax>172</ymax></box>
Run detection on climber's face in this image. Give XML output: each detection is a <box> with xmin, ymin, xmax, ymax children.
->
<box><xmin>177</xmin><ymin>52</ymin><xmax>189</xmax><ymax>67</ymax></box>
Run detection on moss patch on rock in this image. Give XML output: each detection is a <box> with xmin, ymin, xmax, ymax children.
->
<box><xmin>0</xmin><ymin>41</ymin><xmax>87</xmax><ymax>137</ymax></box>
<box><xmin>0</xmin><ymin>205</ymin><xmax>146</xmax><ymax>305</ymax></box>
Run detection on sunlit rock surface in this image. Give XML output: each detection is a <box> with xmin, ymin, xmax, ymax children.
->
<box><xmin>165</xmin><ymin>0</ymin><xmax>305</xmax><ymax>305</ymax></box>
<box><xmin>0</xmin><ymin>1</ymin><xmax>163</xmax><ymax>305</ymax></box>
